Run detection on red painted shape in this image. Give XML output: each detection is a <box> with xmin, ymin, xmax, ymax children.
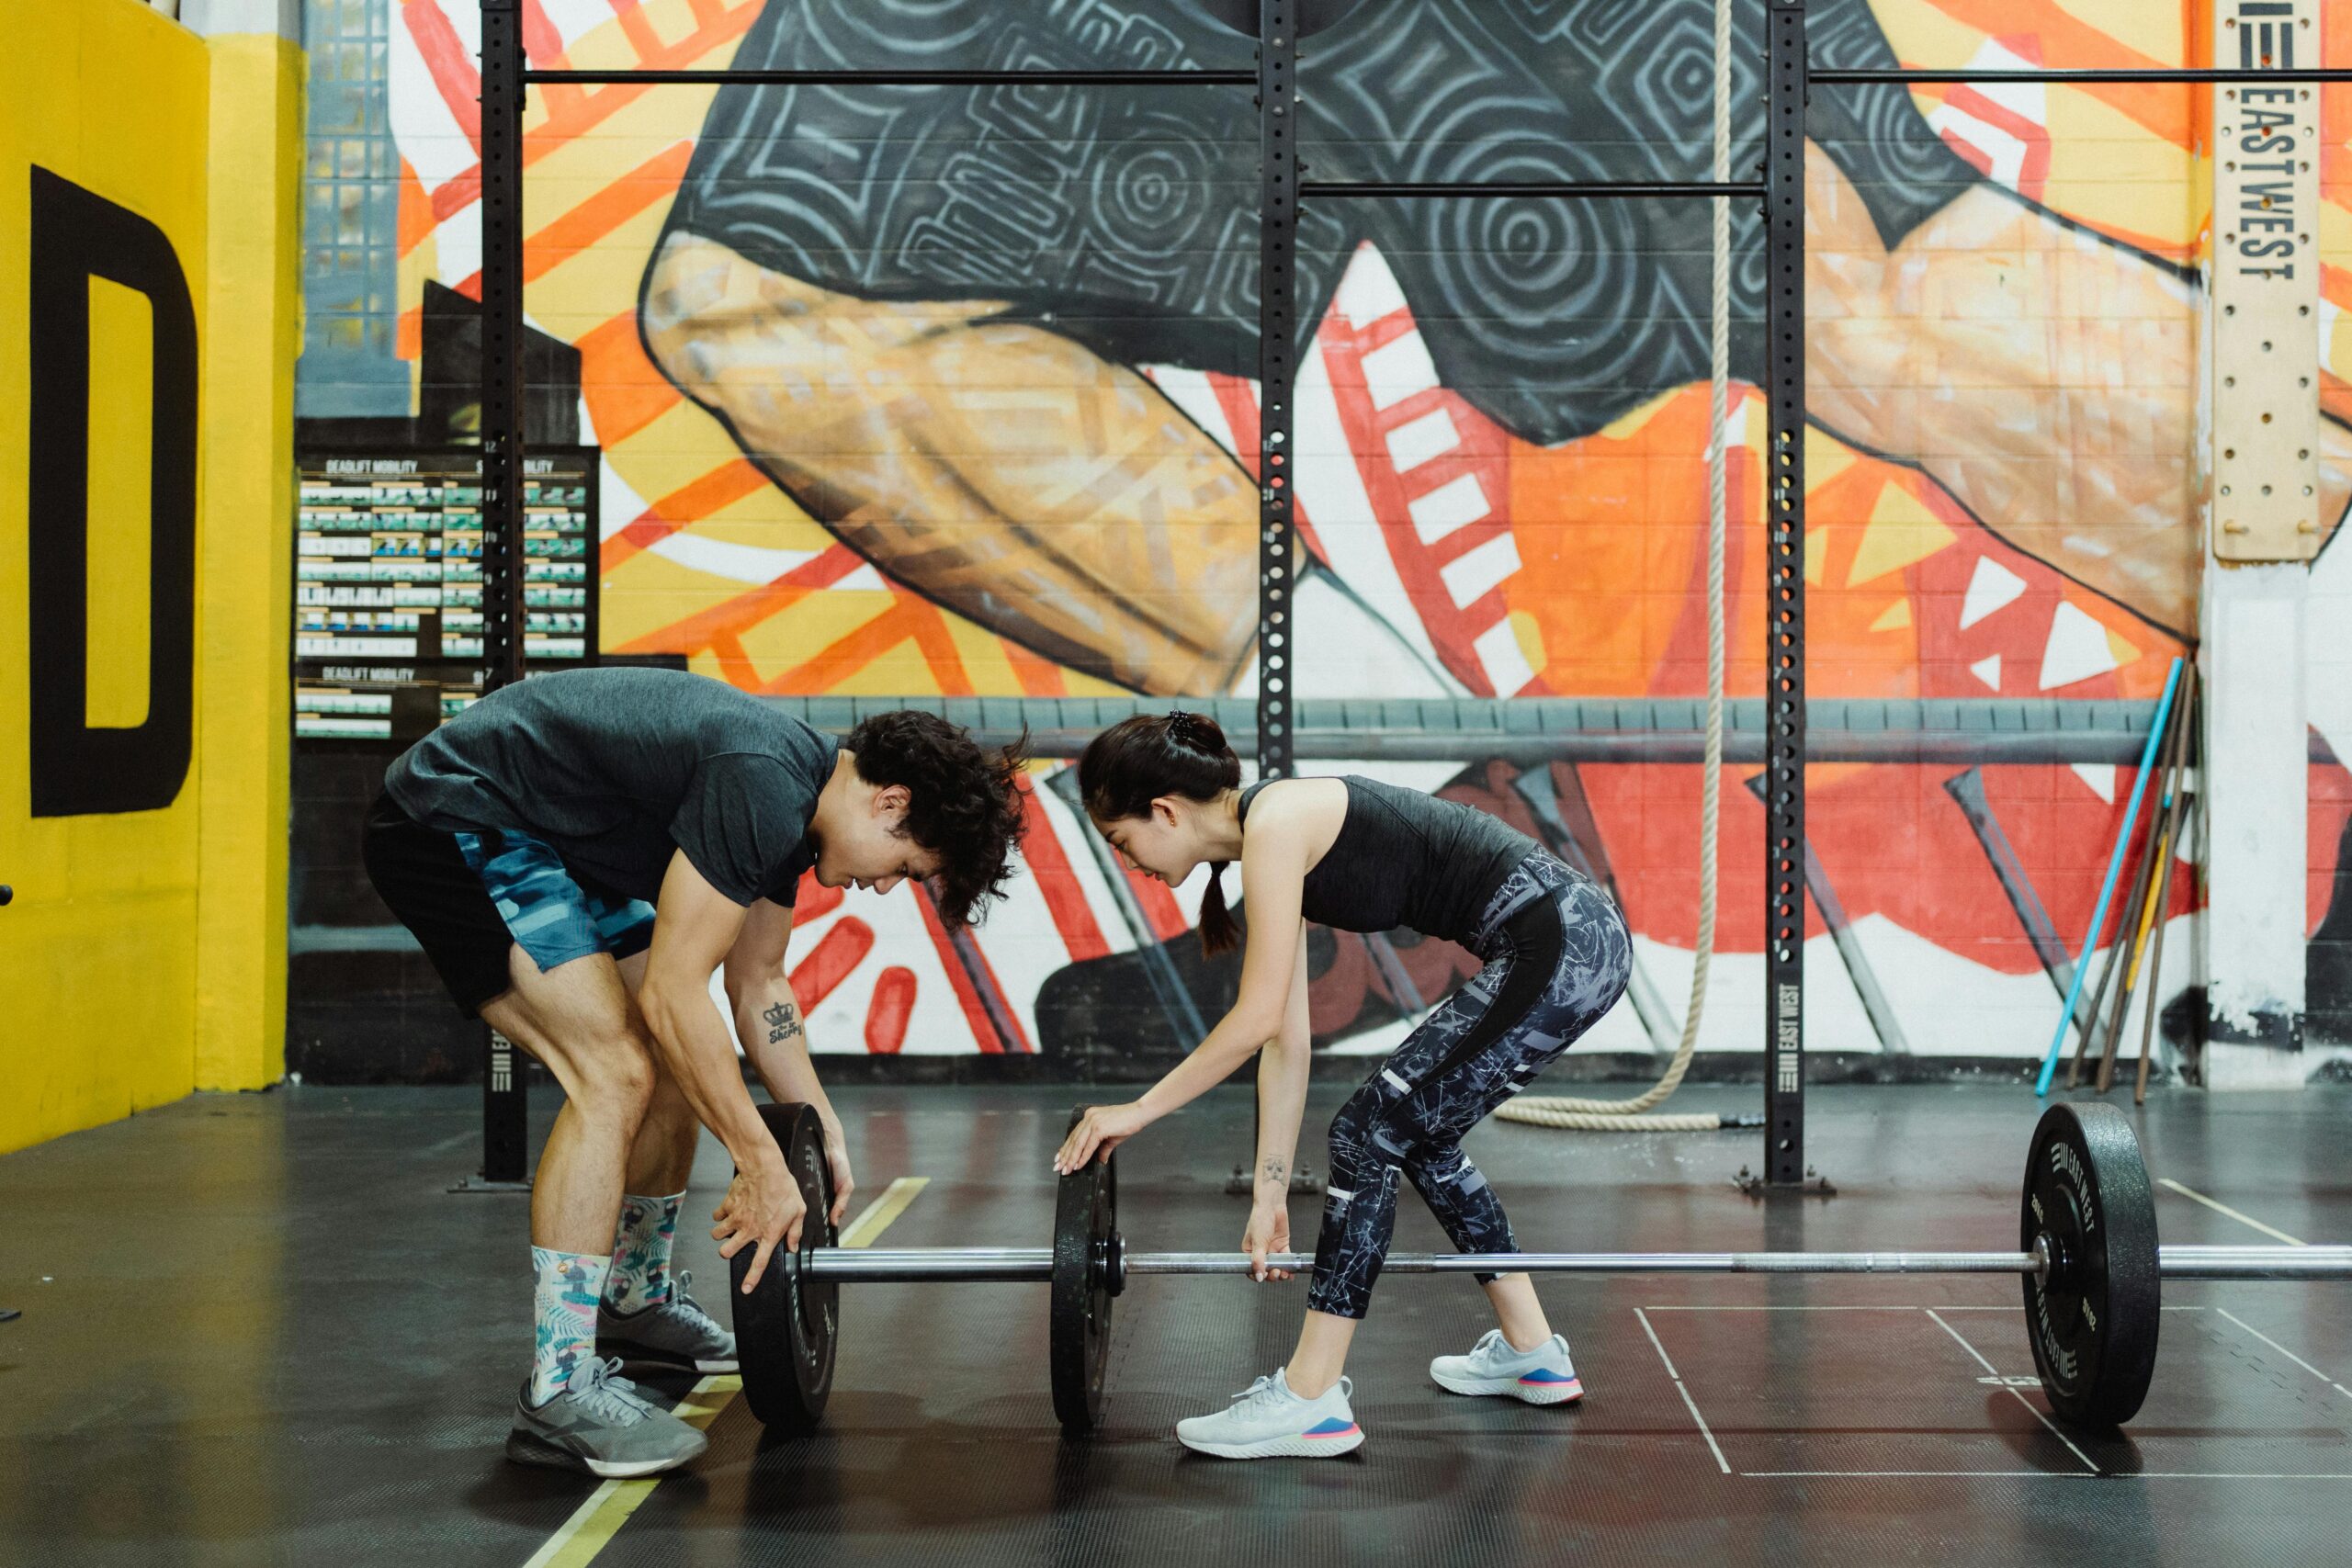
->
<box><xmin>1205</xmin><ymin>370</ymin><xmax>1327</xmax><ymax>566</ymax></box>
<box><xmin>911</xmin><ymin>887</ymin><xmax>1035</xmax><ymax>1053</ymax></box>
<box><xmin>1015</xmin><ymin>776</ymin><xmax>1111</xmax><ymax>962</ymax></box>
<box><xmin>788</xmin><ymin>918</ymin><xmax>873</xmax><ymax>1012</ymax></box>
<box><xmin>401</xmin><ymin>2</ymin><xmax>483</xmax><ymax>150</ymax></box>
<box><xmin>865</xmin><ymin>967</ymin><xmax>918</xmax><ymax>1055</ymax></box>
<box><xmin>1126</xmin><ymin>870</ymin><xmax>1189</xmax><ymax>943</ymax></box>
<box><xmin>792</xmin><ymin>871</ymin><xmax>844</xmax><ymax>924</ymax></box>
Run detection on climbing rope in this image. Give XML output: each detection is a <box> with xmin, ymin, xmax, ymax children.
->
<box><xmin>1495</xmin><ymin>0</ymin><xmax>1734</xmax><ymax>1133</ymax></box>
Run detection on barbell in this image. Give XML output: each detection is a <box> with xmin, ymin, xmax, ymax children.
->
<box><xmin>729</xmin><ymin>1100</ymin><xmax>2352</xmax><ymax>1438</ymax></box>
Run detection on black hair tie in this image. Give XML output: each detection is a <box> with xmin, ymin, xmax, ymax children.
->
<box><xmin>1166</xmin><ymin>710</ymin><xmax>1210</xmax><ymax>750</ymax></box>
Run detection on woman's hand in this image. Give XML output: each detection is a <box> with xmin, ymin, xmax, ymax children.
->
<box><xmin>1242</xmin><ymin>1199</ymin><xmax>1294</xmax><ymax>1282</ymax></box>
<box><xmin>1054</xmin><ymin>1102</ymin><xmax>1152</xmax><ymax>1175</ymax></box>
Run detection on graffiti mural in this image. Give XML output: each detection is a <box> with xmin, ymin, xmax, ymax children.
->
<box><xmin>357</xmin><ymin>0</ymin><xmax>2352</xmax><ymax>1066</ymax></box>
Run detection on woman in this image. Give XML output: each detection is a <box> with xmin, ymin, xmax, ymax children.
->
<box><xmin>1054</xmin><ymin>713</ymin><xmax>1633</xmax><ymax>1458</ymax></box>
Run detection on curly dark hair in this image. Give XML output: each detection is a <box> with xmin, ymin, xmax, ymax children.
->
<box><xmin>844</xmin><ymin>711</ymin><xmax>1029</xmax><ymax>925</ymax></box>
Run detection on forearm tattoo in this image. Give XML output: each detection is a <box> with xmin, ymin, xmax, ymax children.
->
<box><xmin>763</xmin><ymin>1000</ymin><xmax>804</xmax><ymax>1045</ymax></box>
<box><xmin>1261</xmin><ymin>1156</ymin><xmax>1288</xmax><ymax>1186</ymax></box>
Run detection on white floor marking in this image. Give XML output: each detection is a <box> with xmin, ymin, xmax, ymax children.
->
<box><xmin>1926</xmin><ymin>1309</ymin><xmax>2098</xmax><ymax>1475</ymax></box>
<box><xmin>1671</xmin><ymin>1381</ymin><xmax>1732</xmax><ymax>1476</ymax></box>
<box><xmin>1635</xmin><ymin>1308</ymin><xmax>1728</xmax><ymax>1473</ymax></box>
<box><xmin>1744</xmin><ymin>1470</ymin><xmax>2083</xmax><ymax>1479</ymax></box>
<box><xmin>2157</xmin><ymin>1178</ymin><xmax>2308</xmax><ymax>1246</ymax></box>
<box><xmin>1637</xmin><ymin>1303</ymin><xmax>1988</xmax><ymax>1312</ymax></box>
<box><xmin>2212</xmin><ymin>1308</ymin><xmax>2352</xmax><ymax>1402</ymax></box>
<box><xmin>1930</xmin><ymin>1304</ymin><xmax>2207</xmax><ymax>1313</ymax></box>
<box><xmin>1634</xmin><ymin>1307</ymin><xmax>1683</xmax><ymax>1379</ymax></box>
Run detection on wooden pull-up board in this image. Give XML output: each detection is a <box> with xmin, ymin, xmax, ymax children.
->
<box><xmin>2211</xmin><ymin>0</ymin><xmax>2323</xmax><ymax>563</ymax></box>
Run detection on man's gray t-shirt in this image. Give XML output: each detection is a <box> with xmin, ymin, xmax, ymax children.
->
<box><xmin>383</xmin><ymin>667</ymin><xmax>834</xmax><ymax>907</ymax></box>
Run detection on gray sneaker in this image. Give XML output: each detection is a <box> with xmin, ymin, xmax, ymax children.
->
<box><xmin>598</xmin><ymin>1270</ymin><xmax>738</xmax><ymax>1374</ymax></box>
<box><xmin>1430</xmin><ymin>1328</ymin><xmax>1584</xmax><ymax>1405</ymax></box>
<box><xmin>1174</xmin><ymin>1369</ymin><xmax>1364</xmax><ymax>1459</ymax></box>
<box><xmin>506</xmin><ymin>1357</ymin><xmax>710</xmax><ymax>1478</ymax></box>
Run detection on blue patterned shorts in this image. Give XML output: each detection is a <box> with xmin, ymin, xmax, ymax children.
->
<box><xmin>452</xmin><ymin>829</ymin><xmax>658</xmax><ymax>976</ymax></box>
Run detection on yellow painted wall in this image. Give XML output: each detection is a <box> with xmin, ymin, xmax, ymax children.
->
<box><xmin>0</xmin><ymin>0</ymin><xmax>300</xmax><ymax>1153</ymax></box>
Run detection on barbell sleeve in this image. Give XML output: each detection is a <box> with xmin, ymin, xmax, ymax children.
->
<box><xmin>2157</xmin><ymin>1245</ymin><xmax>2352</xmax><ymax>1280</ymax></box>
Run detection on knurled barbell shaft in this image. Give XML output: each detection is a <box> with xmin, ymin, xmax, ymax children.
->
<box><xmin>1130</xmin><ymin>1249</ymin><xmax>2045</xmax><ymax>1276</ymax></box>
<box><xmin>802</xmin><ymin>1243</ymin><xmax>2352</xmax><ymax>1283</ymax></box>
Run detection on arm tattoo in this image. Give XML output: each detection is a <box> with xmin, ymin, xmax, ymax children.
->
<box><xmin>1261</xmin><ymin>1156</ymin><xmax>1287</xmax><ymax>1185</ymax></box>
<box><xmin>763</xmin><ymin>1001</ymin><xmax>804</xmax><ymax>1045</ymax></box>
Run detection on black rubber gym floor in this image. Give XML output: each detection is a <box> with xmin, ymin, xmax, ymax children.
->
<box><xmin>4</xmin><ymin>1081</ymin><xmax>2349</xmax><ymax>1567</ymax></box>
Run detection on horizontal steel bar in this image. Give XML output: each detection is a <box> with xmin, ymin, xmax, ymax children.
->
<box><xmin>524</xmin><ymin>68</ymin><xmax>1257</xmax><ymax>86</ymax></box>
<box><xmin>2158</xmin><ymin>1245</ymin><xmax>2352</xmax><ymax>1280</ymax></box>
<box><xmin>807</xmin><ymin>1247</ymin><xmax>1052</xmax><ymax>1281</ymax></box>
<box><xmin>756</xmin><ymin>694</ymin><xmax>2284</xmax><ymax>767</ymax></box>
<box><xmin>1300</xmin><ymin>181</ymin><xmax>1766</xmax><ymax>200</ymax></box>
<box><xmin>970</xmin><ymin>729</ymin><xmax>2194</xmax><ymax>765</ymax></box>
<box><xmin>524</xmin><ymin>66</ymin><xmax>2352</xmax><ymax>91</ymax></box>
<box><xmin>1816</xmin><ymin>68</ymin><xmax>2352</xmax><ymax>85</ymax></box>
<box><xmin>803</xmin><ymin>1244</ymin><xmax>2352</xmax><ymax>1283</ymax></box>
<box><xmin>1126</xmin><ymin>1249</ymin><xmax>2046</xmax><ymax>1276</ymax></box>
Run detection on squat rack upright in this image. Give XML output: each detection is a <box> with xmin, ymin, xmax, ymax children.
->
<box><xmin>469</xmin><ymin>0</ymin><xmax>2352</xmax><ymax>1193</ymax></box>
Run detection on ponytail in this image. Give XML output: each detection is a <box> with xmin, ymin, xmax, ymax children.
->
<box><xmin>1194</xmin><ymin>862</ymin><xmax>1240</xmax><ymax>957</ymax></box>
<box><xmin>1078</xmin><ymin>710</ymin><xmax>1245</xmax><ymax>958</ymax></box>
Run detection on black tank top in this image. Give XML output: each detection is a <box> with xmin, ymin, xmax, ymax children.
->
<box><xmin>1238</xmin><ymin>776</ymin><xmax>1537</xmax><ymax>948</ymax></box>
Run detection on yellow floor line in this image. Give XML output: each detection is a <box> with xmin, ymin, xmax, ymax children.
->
<box><xmin>521</xmin><ymin>1177</ymin><xmax>930</xmax><ymax>1568</ymax></box>
<box><xmin>840</xmin><ymin>1176</ymin><xmax>929</xmax><ymax>1247</ymax></box>
<box><xmin>2158</xmin><ymin>1177</ymin><xmax>2307</xmax><ymax>1247</ymax></box>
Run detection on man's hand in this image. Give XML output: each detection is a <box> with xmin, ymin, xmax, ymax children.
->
<box><xmin>820</xmin><ymin>1118</ymin><xmax>855</xmax><ymax>1226</ymax></box>
<box><xmin>1242</xmin><ymin>1199</ymin><xmax>1294</xmax><ymax>1283</ymax></box>
<box><xmin>1053</xmin><ymin>1102</ymin><xmax>1152</xmax><ymax>1175</ymax></box>
<box><xmin>712</xmin><ymin>1155</ymin><xmax>806</xmax><ymax>1293</ymax></box>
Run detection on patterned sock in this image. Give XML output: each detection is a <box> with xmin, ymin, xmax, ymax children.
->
<box><xmin>603</xmin><ymin>1191</ymin><xmax>684</xmax><ymax>1315</ymax></box>
<box><xmin>529</xmin><ymin>1247</ymin><xmax>611</xmax><ymax>1406</ymax></box>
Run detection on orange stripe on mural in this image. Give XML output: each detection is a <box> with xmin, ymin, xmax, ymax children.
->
<box><xmin>524</xmin><ymin>141</ymin><xmax>695</xmax><ymax>285</ymax></box>
<box><xmin>578</xmin><ymin>310</ymin><xmax>684</xmax><ymax>447</ymax></box>
<box><xmin>609</xmin><ymin>545</ymin><xmax>866</xmax><ymax>686</ymax></box>
<box><xmin>1002</xmin><ymin>638</ymin><xmax>1069</xmax><ymax>696</ymax></box>
<box><xmin>397</xmin><ymin>157</ymin><xmax>435</xmax><ymax>256</ymax></box>
<box><xmin>1915</xmin><ymin>0</ymin><xmax>2192</xmax><ymax>146</ymax></box>
<box><xmin>761</xmin><ymin>600</ymin><xmax>931</xmax><ymax>695</ymax></box>
<box><xmin>600</xmin><ymin>459</ymin><xmax>774</xmax><ymax>572</ymax></box>
<box><xmin>901</xmin><ymin>601</ymin><xmax>977</xmax><ymax>697</ymax></box>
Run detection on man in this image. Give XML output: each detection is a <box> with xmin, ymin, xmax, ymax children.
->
<box><xmin>362</xmin><ymin>665</ymin><xmax>1026</xmax><ymax>1476</ymax></box>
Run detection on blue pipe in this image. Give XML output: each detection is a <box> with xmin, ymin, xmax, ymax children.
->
<box><xmin>2036</xmin><ymin>655</ymin><xmax>2186</xmax><ymax>1095</ymax></box>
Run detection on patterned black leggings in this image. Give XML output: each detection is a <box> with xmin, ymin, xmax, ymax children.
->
<box><xmin>1307</xmin><ymin>853</ymin><xmax>1633</xmax><ymax>1320</ymax></box>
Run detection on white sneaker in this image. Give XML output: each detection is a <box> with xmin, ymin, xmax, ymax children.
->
<box><xmin>1430</xmin><ymin>1329</ymin><xmax>1584</xmax><ymax>1405</ymax></box>
<box><xmin>1175</xmin><ymin>1369</ymin><xmax>1364</xmax><ymax>1459</ymax></box>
